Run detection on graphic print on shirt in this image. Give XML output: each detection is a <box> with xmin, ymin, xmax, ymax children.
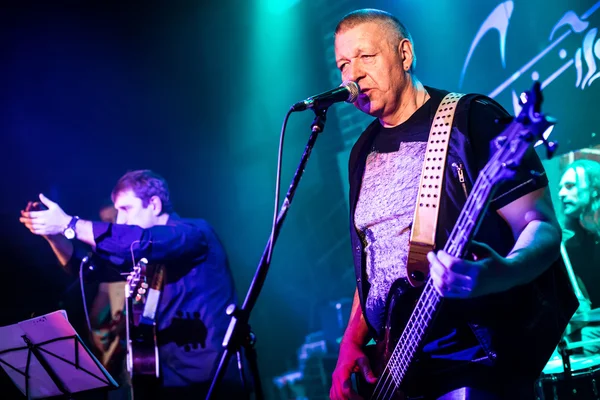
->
<box><xmin>354</xmin><ymin>141</ymin><xmax>427</xmax><ymax>331</ymax></box>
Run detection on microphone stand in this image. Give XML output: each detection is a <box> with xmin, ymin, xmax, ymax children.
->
<box><xmin>206</xmin><ymin>106</ymin><xmax>329</xmax><ymax>400</ymax></box>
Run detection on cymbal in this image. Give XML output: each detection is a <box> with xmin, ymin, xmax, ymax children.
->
<box><xmin>542</xmin><ymin>353</ymin><xmax>600</xmax><ymax>374</ymax></box>
<box><xmin>566</xmin><ymin>338</ymin><xmax>600</xmax><ymax>350</ymax></box>
<box><xmin>570</xmin><ymin>307</ymin><xmax>600</xmax><ymax>322</ymax></box>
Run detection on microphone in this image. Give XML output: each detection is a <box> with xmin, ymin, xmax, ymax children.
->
<box><xmin>292</xmin><ymin>81</ymin><xmax>360</xmax><ymax>112</ymax></box>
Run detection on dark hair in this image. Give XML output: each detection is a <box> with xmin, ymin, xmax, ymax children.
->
<box><xmin>111</xmin><ymin>169</ymin><xmax>174</xmax><ymax>215</ymax></box>
<box><xmin>335</xmin><ymin>8</ymin><xmax>416</xmax><ymax>69</ymax></box>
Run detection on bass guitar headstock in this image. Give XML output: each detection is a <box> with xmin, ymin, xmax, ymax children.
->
<box><xmin>486</xmin><ymin>81</ymin><xmax>557</xmax><ymax>186</ymax></box>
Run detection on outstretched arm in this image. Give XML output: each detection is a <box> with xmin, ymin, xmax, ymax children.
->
<box><xmin>20</xmin><ymin>194</ymin><xmax>209</xmax><ymax>266</ymax></box>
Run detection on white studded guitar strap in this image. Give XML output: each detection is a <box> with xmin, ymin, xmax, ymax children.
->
<box><xmin>406</xmin><ymin>92</ymin><xmax>465</xmax><ymax>287</ymax></box>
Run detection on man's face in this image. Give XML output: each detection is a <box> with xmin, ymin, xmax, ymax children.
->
<box><xmin>559</xmin><ymin>167</ymin><xmax>592</xmax><ymax>218</ymax></box>
<box><xmin>113</xmin><ymin>189</ymin><xmax>157</xmax><ymax>228</ymax></box>
<box><xmin>334</xmin><ymin>22</ymin><xmax>407</xmax><ymax>119</ymax></box>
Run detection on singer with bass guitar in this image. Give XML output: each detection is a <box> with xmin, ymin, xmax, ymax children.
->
<box><xmin>19</xmin><ymin>169</ymin><xmax>247</xmax><ymax>399</ymax></box>
<box><xmin>329</xmin><ymin>9</ymin><xmax>577</xmax><ymax>400</ymax></box>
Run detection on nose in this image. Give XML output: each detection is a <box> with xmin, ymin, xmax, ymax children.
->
<box><xmin>116</xmin><ymin>211</ymin><xmax>126</xmax><ymax>225</ymax></box>
<box><xmin>558</xmin><ymin>186</ymin><xmax>568</xmax><ymax>199</ymax></box>
<box><xmin>343</xmin><ymin>62</ymin><xmax>365</xmax><ymax>85</ymax></box>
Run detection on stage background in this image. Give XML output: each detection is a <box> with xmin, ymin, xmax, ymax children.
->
<box><xmin>1</xmin><ymin>0</ymin><xmax>598</xmax><ymax>398</ymax></box>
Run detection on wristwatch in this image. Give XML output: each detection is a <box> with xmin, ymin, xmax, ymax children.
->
<box><xmin>63</xmin><ymin>216</ymin><xmax>80</xmax><ymax>239</ymax></box>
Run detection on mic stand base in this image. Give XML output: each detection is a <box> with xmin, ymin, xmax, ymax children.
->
<box><xmin>206</xmin><ymin>305</ymin><xmax>262</xmax><ymax>400</ymax></box>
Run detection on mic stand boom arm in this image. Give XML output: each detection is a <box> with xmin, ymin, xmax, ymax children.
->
<box><xmin>206</xmin><ymin>107</ymin><xmax>329</xmax><ymax>400</ymax></box>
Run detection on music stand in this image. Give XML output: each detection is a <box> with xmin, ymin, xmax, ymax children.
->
<box><xmin>0</xmin><ymin>310</ymin><xmax>118</xmax><ymax>399</ymax></box>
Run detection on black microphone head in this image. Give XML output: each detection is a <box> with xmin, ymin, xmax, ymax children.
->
<box><xmin>340</xmin><ymin>80</ymin><xmax>360</xmax><ymax>103</ymax></box>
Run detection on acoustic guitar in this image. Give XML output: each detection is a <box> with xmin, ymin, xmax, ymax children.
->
<box><xmin>125</xmin><ymin>258</ymin><xmax>165</xmax><ymax>397</ymax></box>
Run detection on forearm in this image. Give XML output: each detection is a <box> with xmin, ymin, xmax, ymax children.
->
<box><xmin>503</xmin><ymin>219</ymin><xmax>561</xmax><ymax>287</ymax></box>
<box><xmin>73</xmin><ymin>219</ymin><xmax>96</xmax><ymax>248</ymax></box>
<box><xmin>340</xmin><ymin>288</ymin><xmax>370</xmax><ymax>347</ymax></box>
<box><xmin>73</xmin><ymin>219</ymin><xmax>208</xmax><ymax>264</ymax></box>
<box><xmin>45</xmin><ymin>235</ymin><xmax>75</xmax><ymax>267</ymax></box>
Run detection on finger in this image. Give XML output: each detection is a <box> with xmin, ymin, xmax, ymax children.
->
<box><xmin>331</xmin><ymin>376</ymin><xmax>344</xmax><ymax>400</ymax></box>
<box><xmin>357</xmin><ymin>356</ymin><xmax>377</xmax><ymax>384</ymax></box>
<box><xmin>19</xmin><ymin>217</ymin><xmax>35</xmax><ymax>227</ymax></box>
<box><xmin>430</xmin><ymin>269</ymin><xmax>472</xmax><ymax>298</ymax></box>
<box><xmin>436</xmin><ymin>251</ymin><xmax>465</xmax><ymax>272</ymax></box>
<box><xmin>430</xmin><ymin>274</ymin><xmax>449</xmax><ymax>297</ymax></box>
<box><xmin>427</xmin><ymin>252</ymin><xmax>445</xmax><ymax>275</ymax></box>
<box><xmin>437</xmin><ymin>250</ymin><xmax>478</xmax><ymax>277</ymax></box>
<box><xmin>331</xmin><ymin>371</ymin><xmax>344</xmax><ymax>400</ymax></box>
<box><xmin>342</xmin><ymin>378</ymin><xmax>362</xmax><ymax>400</ymax></box>
<box><xmin>31</xmin><ymin>225</ymin><xmax>49</xmax><ymax>235</ymax></box>
<box><xmin>330</xmin><ymin>386</ymin><xmax>337</xmax><ymax>400</ymax></box>
<box><xmin>21</xmin><ymin>210</ymin><xmax>44</xmax><ymax>219</ymax></box>
<box><xmin>20</xmin><ymin>219</ymin><xmax>46</xmax><ymax>232</ymax></box>
<box><xmin>468</xmin><ymin>240</ymin><xmax>493</xmax><ymax>261</ymax></box>
<box><xmin>19</xmin><ymin>216</ymin><xmax>44</xmax><ymax>226</ymax></box>
<box><xmin>39</xmin><ymin>193</ymin><xmax>56</xmax><ymax>208</ymax></box>
<box><xmin>428</xmin><ymin>252</ymin><xmax>454</xmax><ymax>285</ymax></box>
<box><xmin>25</xmin><ymin>201</ymin><xmax>33</xmax><ymax>212</ymax></box>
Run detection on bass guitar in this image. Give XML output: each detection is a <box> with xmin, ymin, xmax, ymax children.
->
<box><xmin>357</xmin><ymin>82</ymin><xmax>570</xmax><ymax>399</ymax></box>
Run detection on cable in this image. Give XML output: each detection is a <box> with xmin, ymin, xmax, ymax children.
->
<box><xmin>266</xmin><ymin>108</ymin><xmax>294</xmax><ymax>264</ymax></box>
<box><xmin>79</xmin><ymin>255</ymin><xmax>93</xmax><ymax>334</ymax></box>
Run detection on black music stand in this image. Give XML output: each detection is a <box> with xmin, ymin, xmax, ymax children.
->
<box><xmin>0</xmin><ymin>311</ymin><xmax>118</xmax><ymax>399</ymax></box>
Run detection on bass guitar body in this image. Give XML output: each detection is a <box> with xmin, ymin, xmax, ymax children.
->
<box><xmin>356</xmin><ymin>279</ymin><xmax>423</xmax><ymax>400</ymax></box>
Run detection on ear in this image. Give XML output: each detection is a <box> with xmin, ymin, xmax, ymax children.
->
<box><xmin>149</xmin><ymin>195</ymin><xmax>163</xmax><ymax>216</ymax></box>
<box><xmin>398</xmin><ymin>38</ymin><xmax>414</xmax><ymax>72</ymax></box>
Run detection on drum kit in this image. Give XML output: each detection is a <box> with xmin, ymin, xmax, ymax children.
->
<box><xmin>535</xmin><ymin>308</ymin><xmax>600</xmax><ymax>400</ymax></box>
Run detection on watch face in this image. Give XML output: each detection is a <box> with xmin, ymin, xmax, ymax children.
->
<box><xmin>64</xmin><ymin>228</ymin><xmax>75</xmax><ymax>239</ymax></box>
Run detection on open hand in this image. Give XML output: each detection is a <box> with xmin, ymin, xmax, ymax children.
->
<box><xmin>20</xmin><ymin>194</ymin><xmax>71</xmax><ymax>236</ymax></box>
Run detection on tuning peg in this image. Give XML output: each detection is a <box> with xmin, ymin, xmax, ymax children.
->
<box><xmin>494</xmin><ymin>136</ymin><xmax>507</xmax><ymax>149</ymax></box>
<box><xmin>519</xmin><ymin>91</ymin><xmax>528</xmax><ymax>106</ymax></box>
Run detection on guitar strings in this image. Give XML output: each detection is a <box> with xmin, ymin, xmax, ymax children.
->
<box><xmin>368</xmin><ymin>170</ymin><xmax>499</xmax><ymax>398</ymax></box>
<box><xmin>369</xmin><ymin>279</ymin><xmax>440</xmax><ymax>399</ymax></box>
